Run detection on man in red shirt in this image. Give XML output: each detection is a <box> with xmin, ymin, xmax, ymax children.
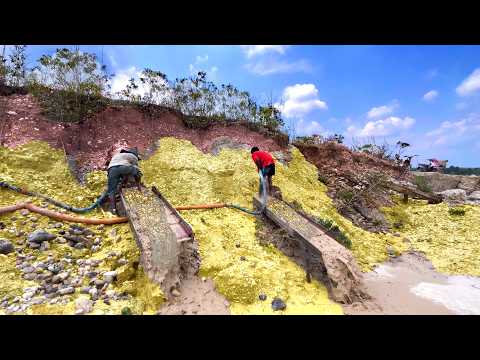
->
<box><xmin>251</xmin><ymin>146</ymin><xmax>275</xmax><ymax>195</ymax></box>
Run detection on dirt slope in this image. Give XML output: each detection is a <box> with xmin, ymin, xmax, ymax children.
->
<box><xmin>1</xmin><ymin>94</ymin><xmax>284</xmax><ymax>177</ymax></box>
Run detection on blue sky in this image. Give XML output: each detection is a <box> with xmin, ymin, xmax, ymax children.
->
<box><xmin>12</xmin><ymin>45</ymin><xmax>480</xmax><ymax>167</ymax></box>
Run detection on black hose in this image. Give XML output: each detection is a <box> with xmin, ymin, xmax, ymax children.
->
<box><xmin>0</xmin><ymin>181</ymin><xmax>108</xmax><ymax>213</ymax></box>
<box><xmin>1</xmin><ymin>170</ymin><xmax>269</xmax><ymax>216</ymax></box>
<box><xmin>227</xmin><ymin>203</ymin><xmax>262</xmax><ymax>215</ymax></box>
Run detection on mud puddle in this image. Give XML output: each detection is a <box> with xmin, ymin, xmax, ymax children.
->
<box><xmin>344</xmin><ymin>251</ymin><xmax>480</xmax><ymax>315</ymax></box>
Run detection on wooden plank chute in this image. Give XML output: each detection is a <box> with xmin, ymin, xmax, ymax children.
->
<box><xmin>120</xmin><ymin>186</ymin><xmax>196</xmax><ymax>298</ymax></box>
<box><xmin>253</xmin><ymin>194</ymin><xmax>368</xmax><ymax>304</ymax></box>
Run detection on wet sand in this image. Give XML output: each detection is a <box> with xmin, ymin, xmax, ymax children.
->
<box><xmin>344</xmin><ymin>251</ymin><xmax>480</xmax><ymax>315</ymax></box>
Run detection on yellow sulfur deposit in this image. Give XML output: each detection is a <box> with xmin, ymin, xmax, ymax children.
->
<box><xmin>141</xmin><ymin>138</ymin><xmax>343</xmax><ymax>314</ymax></box>
<box><xmin>382</xmin><ymin>197</ymin><xmax>480</xmax><ymax>276</ymax></box>
<box><xmin>0</xmin><ymin>141</ymin><xmax>164</xmax><ymax>315</ymax></box>
<box><xmin>5</xmin><ymin>138</ymin><xmax>477</xmax><ymax>315</ymax></box>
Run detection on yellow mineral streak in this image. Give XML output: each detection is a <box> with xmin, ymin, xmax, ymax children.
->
<box><xmin>141</xmin><ymin>138</ymin><xmax>344</xmax><ymax>314</ymax></box>
<box><xmin>382</xmin><ymin>197</ymin><xmax>480</xmax><ymax>276</ymax></box>
<box><xmin>0</xmin><ymin>141</ymin><xmax>163</xmax><ymax>315</ymax></box>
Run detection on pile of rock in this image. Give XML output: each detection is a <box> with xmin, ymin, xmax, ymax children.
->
<box><xmin>0</xmin><ymin>219</ymin><xmax>130</xmax><ymax>314</ymax></box>
<box><xmin>439</xmin><ymin>189</ymin><xmax>480</xmax><ymax>206</ymax></box>
<box><xmin>413</xmin><ymin>172</ymin><xmax>480</xmax><ymax>205</ymax></box>
<box><xmin>60</xmin><ymin>224</ymin><xmax>97</xmax><ymax>250</ymax></box>
<box><xmin>1</xmin><ymin>252</ymin><xmax>129</xmax><ymax>314</ymax></box>
<box><xmin>27</xmin><ymin>229</ymin><xmax>56</xmax><ymax>250</ymax></box>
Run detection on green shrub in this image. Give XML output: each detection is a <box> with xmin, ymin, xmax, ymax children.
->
<box><xmin>318</xmin><ymin>173</ymin><xmax>329</xmax><ymax>185</ymax></box>
<box><xmin>28</xmin><ymin>48</ymin><xmax>111</xmax><ymax>123</ymax></box>
<box><xmin>30</xmin><ymin>85</ymin><xmax>109</xmax><ymax>122</ymax></box>
<box><xmin>449</xmin><ymin>207</ymin><xmax>466</xmax><ymax>216</ymax></box>
<box><xmin>337</xmin><ymin>189</ymin><xmax>354</xmax><ymax>202</ymax></box>
<box><xmin>312</xmin><ymin>217</ymin><xmax>352</xmax><ymax>249</ymax></box>
<box><xmin>414</xmin><ymin>175</ymin><xmax>432</xmax><ymax>193</ymax></box>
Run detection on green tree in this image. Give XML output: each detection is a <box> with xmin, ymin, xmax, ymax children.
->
<box><xmin>139</xmin><ymin>68</ymin><xmax>170</xmax><ymax>106</ymax></box>
<box><xmin>0</xmin><ymin>45</ymin><xmax>7</xmax><ymax>86</ymax></box>
<box><xmin>32</xmin><ymin>48</ymin><xmax>111</xmax><ymax>122</ymax></box>
<box><xmin>8</xmin><ymin>45</ymin><xmax>27</xmax><ymax>87</ymax></box>
<box><xmin>256</xmin><ymin>104</ymin><xmax>284</xmax><ymax>131</ymax></box>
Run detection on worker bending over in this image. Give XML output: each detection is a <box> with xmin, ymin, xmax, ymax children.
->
<box><xmin>251</xmin><ymin>146</ymin><xmax>275</xmax><ymax>195</ymax></box>
<box><xmin>107</xmin><ymin>147</ymin><xmax>143</xmax><ymax>214</ymax></box>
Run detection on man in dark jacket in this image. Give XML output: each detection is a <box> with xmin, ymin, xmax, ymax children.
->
<box><xmin>106</xmin><ymin>147</ymin><xmax>142</xmax><ymax>214</ymax></box>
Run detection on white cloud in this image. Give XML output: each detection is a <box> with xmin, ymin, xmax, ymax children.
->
<box><xmin>367</xmin><ymin>100</ymin><xmax>399</xmax><ymax>119</ymax></box>
<box><xmin>240</xmin><ymin>45</ymin><xmax>289</xmax><ymax>58</ymax></box>
<box><xmin>423</xmin><ymin>90</ymin><xmax>439</xmax><ymax>102</ymax></box>
<box><xmin>108</xmin><ymin>53</ymin><xmax>118</xmax><ymax>69</ymax></box>
<box><xmin>426</xmin><ymin>113</ymin><xmax>480</xmax><ymax>146</ymax></box>
<box><xmin>295</xmin><ymin>119</ymin><xmax>325</xmax><ymax>136</ymax></box>
<box><xmin>456</xmin><ymin>68</ymin><xmax>480</xmax><ymax>96</ymax></box>
<box><xmin>109</xmin><ymin>66</ymin><xmax>172</xmax><ymax>104</ymax></box>
<box><xmin>275</xmin><ymin>84</ymin><xmax>327</xmax><ymax>118</ymax></box>
<box><xmin>189</xmin><ymin>54</ymin><xmax>218</xmax><ymax>80</ymax></box>
<box><xmin>245</xmin><ymin>59</ymin><xmax>312</xmax><ymax>76</ymax></box>
<box><xmin>110</xmin><ymin>67</ymin><xmax>145</xmax><ymax>96</ymax></box>
<box><xmin>347</xmin><ymin>116</ymin><xmax>415</xmax><ymax>137</ymax></box>
<box><xmin>426</xmin><ymin>120</ymin><xmax>468</xmax><ymax>137</ymax></box>
<box><xmin>196</xmin><ymin>55</ymin><xmax>208</xmax><ymax>63</ymax></box>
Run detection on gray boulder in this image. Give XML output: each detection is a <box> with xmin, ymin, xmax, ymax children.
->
<box><xmin>28</xmin><ymin>229</ymin><xmax>56</xmax><ymax>244</ymax></box>
<box><xmin>0</xmin><ymin>239</ymin><xmax>14</xmax><ymax>255</ymax></box>
<box><xmin>467</xmin><ymin>191</ymin><xmax>480</xmax><ymax>200</ymax></box>
<box><xmin>439</xmin><ymin>189</ymin><xmax>467</xmax><ymax>204</ymax></box>
<box><xmin>466</xmin><ymin>191</ymin><xmax>480</xmax><ymax>205</ymax></box>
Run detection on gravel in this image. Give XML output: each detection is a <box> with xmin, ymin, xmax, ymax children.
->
<box><xmin>28</xmin><ymin>229</ymin><xmax>56</xmax><ymax>243</ymax></box>
<box><xmin>271</xmin><ymin>298</ymin><xmax>287</xmax><ymax>311</ymax></box>
<box><xmin>57</xmin><ymin>287</ymin><xmax>75</xmax><ymax>295</ymax></box>
<box><xmin>0</xmin><ymin>239</ymin><xmax>14</xmax><ymax>255</ymax></box>
<box><xmin>75</xmin><ymin>297</ymin><xmax>93</xmax><ymax>315</ymax></box>
<box><xmin>103</xmin><ymin>271</ymin><xmax>117</xmax><ymax>283</ymax></box>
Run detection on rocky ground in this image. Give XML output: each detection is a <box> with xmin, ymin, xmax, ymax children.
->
<box><xmin>295</xmin><ymin>142</ymin><xmax>409</xmax><ymax>233</ymax></box>
<box><xmin>0</xmin><ymin>207</ymin><xmax>135</xmax><ymax>315</ymax></box>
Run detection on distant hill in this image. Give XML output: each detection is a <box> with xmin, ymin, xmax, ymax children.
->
<box><xmin>444</xmin><ymin>166</ymin><xmax>480</xmax><ymax>176</ymax></box>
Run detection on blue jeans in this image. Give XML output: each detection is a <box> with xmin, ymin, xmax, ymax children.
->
<box><xmin>107</xmin><ymin>165</ymin><xmax>141</xmax><ymax>196</ymax></box>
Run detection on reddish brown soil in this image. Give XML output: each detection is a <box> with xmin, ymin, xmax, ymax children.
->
<box><xmin>295</xmin><ymin>141</ymin><xmax>409</xmax><ymax>182</ymax></box>
<box><xmin>1</xmin><ymin>94</ymin><xmax>283</xmax><ymax>175</ymax></box>
<box><xmin>294</xmin><ymin>141</ymin><xmax>412</xmax><ymax>232</ymax></box>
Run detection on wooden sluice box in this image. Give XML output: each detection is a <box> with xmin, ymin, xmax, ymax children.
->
<box><xmin>120</xmin><ymin>186</ymin><xmax>195</xmax><ymax>298</ymax></box>
<box><xmin>253</xmin><ymin>194</ymin><xmax>367</xmax><ymax>303</ymax></box>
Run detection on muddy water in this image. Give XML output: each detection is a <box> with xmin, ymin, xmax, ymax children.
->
<box><xmin>345</xmin><ymin>252</ymin><xmax>480</xmax><ymax>315</ymax></box>
<box><xmin>411</xmin><ymin>276</ymin><xmax>480</xmax><ymax>315</ymax></box>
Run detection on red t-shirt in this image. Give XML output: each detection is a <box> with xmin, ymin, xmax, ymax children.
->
<box><xmin>252</xmin><ymin>151</ymin><xmax>275</xmax><ymax>168</ymax></box>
